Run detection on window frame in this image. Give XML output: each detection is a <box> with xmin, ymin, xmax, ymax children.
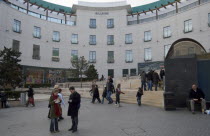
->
<box><xmin>33</xmin><ymin>26</ymin><xmax>41</xmax><ymax>39</ymax></box>
<box><xmin>90</xmin><ymin>19</ymin><xmax>96</xmax><ymax>28</ymax></box>
<box><xmin>52</xmin><ymin>31</ymin><xmax>60</xmax><ymax>42</ymax></box>
<box><xmin>184</xmin><ymin>19</ymin><xmax>193</xmax><ymax>33</ymax></box>
<box><xmin>71</xmin><ymin>34</ymin><xmax>78</xmax><ymax>44</ymax></box>
<box><xmin>163</xmin><ymin>26</ymin><xmax>171</xmax><ymax>38</ymax></box>
<box><xmin>89</xmin><ymin>35</ymin><xmax>96</xmax><ymax>45</ymax></box>
<box><xmin>144</xmin><ymin>30</ymin><xmax>152</xmax><ymax>42</ymax></box>
<box><xmin>144</xmin><ymin>48</ymin><xmax>152</xmax><ymax>61</ymax></box>
<box><xmin>107</xmin><ymin>35</ymin><xmax>114</xmax><ymax>45</ymax></box>
<box><xmin>107</xmin><ymin>19</ymin><xmax>114</xmax><ymax>28</ymax></box>
<box><xmin>89</xmin><ymin>51</ymin><xmax>96</xmax><ymax>63</ymax></box>
<box><xmin>125</xmin><ymin>33</ymin><xmax>133</xmax><ymax>44</ymax></box>
<box><xmin>125</xmin><ymin>50</ymin><xmax>133</xmax><ymax>63</ymax></box>
<box><xmin>13</xmin><ymin>19</ymin><xmax>21</xmax><ymax>33</ymax></box>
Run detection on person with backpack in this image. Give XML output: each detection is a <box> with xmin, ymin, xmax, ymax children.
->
<box><xmin>115</xmin><ymin>84</ymin><xmax>125</xmax><ymax>107</ymax></box>
<box><xmin>136</xmin><ymin>87</ymin><xmax>144</xmax><ymax>106</ymax></box>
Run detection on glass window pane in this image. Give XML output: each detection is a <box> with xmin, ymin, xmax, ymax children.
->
<box><xmin>53</xmin><ymin>48</ymin><xmax>59</xmax><ymax>57</ymax></box>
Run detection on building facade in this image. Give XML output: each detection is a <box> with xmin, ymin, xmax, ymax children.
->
<box><xmin>0</xmin><ymin>0</ymin><xmax>210</xmax><ymax>84</ymax></box>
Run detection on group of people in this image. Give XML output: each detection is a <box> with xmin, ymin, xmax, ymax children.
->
<box><xmin>48</xmin><ymin>86</ymin><xmax>81</xmax><ymax>133</ymax></box>
<box><xmin>140</xmin><ymin>69</ymin><xmax>165</xmax><ymax>91</ymax></box>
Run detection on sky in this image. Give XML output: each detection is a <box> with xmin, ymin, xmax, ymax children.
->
<box><xmin>44</xmin><ymin>0</ymin><xmax>159</xmax><ymax>7</ymax></box>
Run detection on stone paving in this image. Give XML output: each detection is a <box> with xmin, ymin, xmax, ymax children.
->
<box><xmin>0</xmin><ymin>98</ymin><xmax>210</xmax><ymax>136</ymax></box>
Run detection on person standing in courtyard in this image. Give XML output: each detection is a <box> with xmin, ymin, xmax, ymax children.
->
<box><xmin>115</xmin><ymin>84</ymin><xmax>125</xmax><ymax>107</ymax></box>
<box><xmin>26</xmin><ymin>86</ymin><xmax>35</xmax><ymax>107</ymax></box>
<box><xmin>189</xmin><ymin>84</ymin><xmax>206</xmax><ymax>114</ymax></box>
<box><xmin>68</xmin><ymin>86</ymin><xmax>81</xmax><ymax>133</ymax></box>
<box><xmin>147</xmin><ymin>70</ymin><xmax>153</xmax><ymax>91</ymax></box>
<box><xmin>49</xmin><ymin>89</ymin><xmax>61</xmax><ymax>133</ymax></box>
<box><xmin>136</xmin><ymin>87</ymin><xmax>143</xmax><ymax>106</ymax></box>
<box><xmin>153</xmin><ymin>71</ymin><xmax>160</xmax><ymax>91</ymax></box>
<box><xmin>140</xmin><ymin>71</ymin><xmax>147</xmax><ymax>91</ymax></box>
<box><xmin>160</xmin><ymin>69</ymin><xmax>165</xmax><ymax>81</ymax></box>
<box><xmin>92</xmin><ymin>85</ymin><xmax>101</xmax><ymax>103</ymax></box>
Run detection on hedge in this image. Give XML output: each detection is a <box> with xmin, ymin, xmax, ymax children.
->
<box><xmin>1</xmin><ymin>91</ymin><xmax>25</xmax><ymax>100</ymax></box>
<box><xmin>24</xmin><ymin>83</ymin><xmax>51</xmax><ymax>88</ymax></box>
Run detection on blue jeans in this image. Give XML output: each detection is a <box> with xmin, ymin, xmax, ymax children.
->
<box><xmin>147</xmin><ymin>80</ymin><xmax>153</xmax><ymax>91</ymax></box>
<box><xmin>141</xmin><ymin>81</ymin><xmax>146</xmax><ymax>91</ymax></box>
<box><xmin>137</xmin><ymin>96</ymin><xmax>142</xmax><ymax>105</ymax></box>
<box><xmin>50</xmin><ymin>118</ymin><xmax>58</xmax><ymax>132</ymax></box>
<box><xmin>106</xmin><ymin>91</ymin><xmax>113</xmax><ymax>103</ymax></box>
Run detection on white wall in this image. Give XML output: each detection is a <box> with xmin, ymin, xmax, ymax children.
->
<box><xmin>0</xmin><ymin>0</ymin><xmax>210</xmax><ymax>79</ymax></box>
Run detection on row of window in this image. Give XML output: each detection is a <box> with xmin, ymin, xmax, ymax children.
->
<box><xmin>108</xmin><ymin>69</ymin><xmax>137</xmax><ymax>78</ymax></box>
<box><xmin>13</xmin><ymin>14</ymin><xmax>210</xmax><ymax>44</ymax></box>
<box><xmin>90</xmin><ymin>19</ymin><xmax>114</xmax><ymax>28</ymax></box>
<box><xmin>12</xmin><ymin>40</ymin><xmax>171</xmax><ymax>62</ymax></box>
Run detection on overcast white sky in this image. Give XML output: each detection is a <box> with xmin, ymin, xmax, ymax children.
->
<box><xmin>44</xmin><ymin>0</ymin><xmax>159</xmax><ymax>7</ymax></box>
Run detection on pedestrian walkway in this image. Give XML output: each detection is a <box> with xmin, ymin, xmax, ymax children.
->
<box><xmin>0</xmin><ymin>98</ymin><xmax>209</xmax><ymax>136</ymax></box>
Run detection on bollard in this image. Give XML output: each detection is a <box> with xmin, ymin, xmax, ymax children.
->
<box><xmin>20</xmin><ymin>92</ymin><xmax>26</xmax><ymax>105</ymax></box>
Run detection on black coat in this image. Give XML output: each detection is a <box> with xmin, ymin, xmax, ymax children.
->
<box><xmin>102</xmin><ymin>87</ymin><xmax>107</xmax><ymax>97</ymax></box>
<box><xmin>152</xmin><ymin>72</ymin><xmax>160</xmax><ymax>84</ymax></box>
<box><xmin>189</xmin><ymin>88</ymin><xmax>205</xmax><ymax>100</ymax></box>
<box><xmin>27</xmin><ymin>88</ymin><xmax>34</xmax><ymax>97</ymax></box>
<box><xmin>147</xmin><ymin>71</ymin><xmax>153</xmax><ymax>81</ymax></box>
<box><xmin>68</xmin><ymin>91</ymin><xmax>81</xmax><ymax>117</ymax></box>
<box><xmin>107</xmin><ymin>82</ymin><xmax>114</xmax><ymax>93</ymax></box>
<box><xmin>0</xmin><ymin>92</ymin><xmax>7</xmax><ymax>102</ymax></box>
<box><xmin>93</xmin><ymin>88</ymin><xmax>100</xmax><ymax>98</ymax></box>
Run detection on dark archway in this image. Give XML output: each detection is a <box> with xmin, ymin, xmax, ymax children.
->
<box><xmin>166</xmin><ymin>38</ymin><xmax>206</xmax><ymax>59</ymax></box>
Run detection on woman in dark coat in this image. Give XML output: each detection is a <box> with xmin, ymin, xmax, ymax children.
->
<box><xmin>26</xmin><ymin>86</ymin><xmax>35</xmax><ymax>107</ymax></box>
<box><xmin>92</xmin><ymin>85</ymin><xmax>101</xmax><ymax>103</ymax></box>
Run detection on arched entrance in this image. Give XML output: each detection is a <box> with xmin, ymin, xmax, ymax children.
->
<box><xmin>164</xmin><ymin>38</ymin><xmax>208</xmax><ymax>109</ymax></box>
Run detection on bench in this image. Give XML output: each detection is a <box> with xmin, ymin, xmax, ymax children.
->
<box><xmin>186</xmin><ymin>99</ymin><xmax>210</xmax><ymax>111</ymax></box>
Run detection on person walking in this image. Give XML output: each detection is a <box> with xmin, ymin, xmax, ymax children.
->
<box><xmin>92</xmin><ymin>85</ymin><xmax>101</xmax><ymax>103</ymax></box>
<box><xmin>68</xmin><ymin>87</ymin><xmax>81</xmax><ymax>133</ymax></box>
<box><xmin>106</xmin><ymin>79</ymin><xmax>114</xmax><ymax>104</ymax></box>
<box><xmin>49</xmin><ymin>89</ymin><xmax>61</xmax><ymax>133</ymax></box>
<box><xmin>147</xmin><ymin>70</ymin><xmax>153</xmax><ymax>91</ymax></box>
<box><xmin>26</xmin><ymin>86</ymin><xmax>35</xmax><ymax>107</ymax></box>
<box><xmin>101</xmin><ymin>86</ymin><xmax>107</xmax><ymax>104</ymax></box>
<box><xmin>153</xmin><ymin>71</ymin><xmax>160</xmax><ymax>91</ymax></box>
<box><xmin>136</xmin><ymin>87</ymin><xmax>144</xmax><ymax>106</ymax></box>
<box><xmin>58</xmin><ymin>88</ymin><xmax>65</xmax><ymax>121</ymax></box>
<box><xmin>140</xmin><ymin>71</ymin><xmax>147</xmax><ymax>91</ymax></box>
<box><xmin>115</xmin><ymin>84</ymin><xmax>125</xmax><ymax>107</ymax></box>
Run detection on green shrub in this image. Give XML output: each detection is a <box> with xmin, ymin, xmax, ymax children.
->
<box><xmin>3</xmin><ymin>91</ymin><xmax>25</xmax><ymax>100</ymax></box>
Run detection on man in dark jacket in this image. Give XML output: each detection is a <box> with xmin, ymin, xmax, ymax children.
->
<box><xmin>189</xmin><ymin>84</ymin><xmax>206</xmax><ymax>114</ymax></box>
<box><xmin>160</xmin><ymin>69</ymin><xmax>165</xmax><ymax>81</ymax></box>
<box><xmin>0</xmin><ymin>91</ymin><xmax>7</xmax><ymax>108</ymax></box>
<box><xmin>68</xmin><ymin>86</ymin><xmax>81</xmax><ymax>133</ymax></box>
<box><xmin>106</xmin><ymin>80</ymin><xmax>114</xmax><ymax>104</ymax></box>
<box><xmin>140</xmin><ymin>71</ymin><xmax>147</xmax><ymax>91</ymax></box>
<box><xmin>147</xmin><ymin>70</ymin><xmax>153</xmax><ymax>91</ymax></box>
<box><xmin>153</xmin><ymin>71</ymin><xmax>160</xmax><ymax>91</ymax></box>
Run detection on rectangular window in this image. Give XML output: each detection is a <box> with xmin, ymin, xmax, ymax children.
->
<box><xmin>89</xmin><ymin>35</ymin><xmax>96</xmax><ymax>45</ymax></box>
<box><xmin>12</xmin><ymin>40</ymin><xmax>20</xmax><ymax>52</ymax></box>
<box><xmin>164</xmin><ymin>44</ymin><xmax>171</xmax><ymax>57</ymax></box>
<box><xmin>125</xmin><ymin>50</ymin><xmax>133</xmax><ymax>63</ymax></box>
<box><xmin>184</xmin><ymin>19</ymin><xmax>193</xmax><ymax>33</ymax></box>
<box><xmin>90</xmin><ymin>19</ymin><xmax>96</xmax><ymax>28</ymax></box>
<box><xmin>107</xmin><ymin>35</ymin><xmax>114</xmax><ymax>45</ymax></box>
<box><xmin>125</xmin><ymin>34</ymin><xmax>132</xmax><ymax>44</ymax></box>
<box><xmin>108</xmin><ymin>69</ymin><xmax>114</xmax><ymax>78</ymax></box>
<box><xmin>32</xmin><ymin>45</ymin><xmax>40</xmax><ymax>60</ymax></box>
<box><xmin>33</xmin><ymin>26</ymin><xmax>41</xmax><ymax>38</ymax></box>
<box><xmin>122</xmin><ymin>69</ymin><xmax>129</xmax><ymax>77</ymax></box>
<box><xmin>89</xmin><ymin>51</ymin><xmax>96</xmax><ymax>63</ymax></box>
<box><xmin>107</xmin><ymin>51</ymin><xmax>114</xmax><ymax>63</ymax></box>
<box><xmin>52</xmin><ymin>48</ymin><xmax>59</xmax><ymax>62</ymax></box>
<box><xmin>107</xmin><ymin>19</ymin><xmax>114</xmax><ymax>28</ymax></box>
<box><xmin>144</xmin><ymin>48</ymin><xmax>152</xmax><ymax>61</ymax></box>
<box><xmin>71</xmin><ymin>34</ymin><xmax>78</xmax><ymax>44</ymax></box>
<box><xmin>52</xmin><ymin>31</ymin><xmax>60</xmax><ymax>42</ymax></box>
<box><xmin>144</xmin><ymin>31</ymin><xmax>152</xmax><ymax>42</ymax></box>
<box><xmin>163</xmin><ymin>26</ymin><xmax>171</xmax><ymax>38</ymax></box>
<box><xmin>13</xmin><ymin>19</ymin><xmax>21</xmax><ymax>33</ymax></box>
<box><xmin>71</xmin><ymin>50</ymin><xmax>78</xmax><ymax>57</ymax></box>
<box><xmin>208</xmin><ymin>13</ymin><xmax>210</xmax><ymax>27</ymax></box>
<box><xmin>130</xmin><ymin>69</ymin><xmax>137</xmax><ymax>76</ymax></box>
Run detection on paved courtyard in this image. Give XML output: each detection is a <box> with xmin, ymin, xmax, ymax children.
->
<box><xmin>0</xmin><ymin>98</ymin><xmax>210</xmax><ymax>136</ymax></box>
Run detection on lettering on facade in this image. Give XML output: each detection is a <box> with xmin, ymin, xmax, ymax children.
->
<box><xmin>95</xmin><ymin>12</ymin><xmax>109</xmax><ymax>15</ymax></box>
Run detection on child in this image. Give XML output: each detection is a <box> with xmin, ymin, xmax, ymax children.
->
<box><xmin>136</xmin><ymin>87</ymin><xmax>143</xmax><ymax>106</ymax></box>
<box><xmin>101</xmin><ymin>86</ymin><xmax>107</xmax><ymax>104</ymax></box>
<box><xmin>115</xmin><ymin>84</ymin><xmax>125</xmax><ymax>107</ymax></box>
<box><xmin>49</xmin><ymin>89</ymin><xmax>61</xmax><ymax>133</ymax></box>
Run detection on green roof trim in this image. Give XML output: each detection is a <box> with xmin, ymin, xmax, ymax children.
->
<box><xmin>131</xmin><ymin>0</ymin><xmax>177</xmax><ymax>13</ymax></box>
<box><xmin>29</xmin><ymin>0</ymin><xmax>72</xmax><ymax>13</ymax></box>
